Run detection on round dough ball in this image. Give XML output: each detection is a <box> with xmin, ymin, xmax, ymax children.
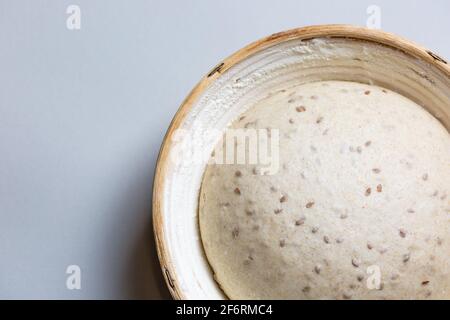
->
<box><xmin>199</xmin><ymin>81</ymin><xmax>450</xmax><ymax>300</ymax></box>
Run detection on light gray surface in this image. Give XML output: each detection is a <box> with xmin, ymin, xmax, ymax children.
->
<box><xmin>0</xmin><ymin>0</ymin><xmax>448</xmax><ymax>299</ymax></box>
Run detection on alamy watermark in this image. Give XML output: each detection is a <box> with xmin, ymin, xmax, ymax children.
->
<box><xmin>366</xmin><ymin>265</ymin><xmax>382</xmax><ymax>290</ymax></box>
<box><xmin>66</xmin><ymin>265</ymin><xmax>81</xmax><ymax>290</ymax></box>
<box><xmin>366</xmin><ymin>5</ymin><xmax>381</xmax><ymax>29</ymax></box>
<box><xmin>66</xmin><ymin>5</ymin><xmax>81</xmax><ymax>30</ymax></box>
<box><xmin>170</xmin><ymin>127</ymin><xmax>280</xmax><ymax>175</ymax></box>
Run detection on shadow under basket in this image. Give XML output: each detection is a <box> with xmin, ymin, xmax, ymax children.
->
<box><xmin>152</xmin><ymin>25</ymin><xmax>450</xmax><ymax>300</ymax></box>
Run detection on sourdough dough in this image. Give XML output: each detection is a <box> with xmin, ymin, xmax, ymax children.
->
<box><xmin>199</xmin><ymin>81</ymin><xmax>450</xmax><ymax>300</ymax></box>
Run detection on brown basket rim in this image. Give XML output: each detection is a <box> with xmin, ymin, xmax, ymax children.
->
<box><xmin>152</xmin><ymin>24</ymin><xmax>449</xmax><ymax>300</ymax></box>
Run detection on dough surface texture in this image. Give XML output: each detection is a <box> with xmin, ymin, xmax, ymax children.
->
<box><xmin>199</xmin><ymin>81</ymin><xmax>450</xmax><ymax>300</ymax></box>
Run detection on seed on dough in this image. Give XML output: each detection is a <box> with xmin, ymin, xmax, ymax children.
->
<box><xmin>279</xmin><ymin>239</ymin><xmax>286</xmax><ymax>247</ymax></box>
<box><xmin>235</xmin><ymin>170</ymin><xmax>242</xmax><ymax>177</ymax></box>
<box><xmin>376</xmin><ymin>184</ymin><xmax>383</xmax><ymax>193</ymax></box>
<box><xmin>365</xmin><ymin>188</ymin><xmax>372</xmax><ymax>196</ymax></box>
<box><xmin>323</xmin><ymin>236</ymin><xmax>330</xmax><ymax>244</ymax></box>
<box><xmin>340</xmin><ymin>213</ymin><xmax>348</xmax><ymax>219</ymax></box>
<box><xmin>302</xmin><ymin>286</ymin><xmax>311</xmax><ymax>293</ymax></box>
<box><xmin>306</xmin><ymin>201</ymin><xmax>315</xmax><ymax>208</ymax></box>
<box><xmin>422</xmin><ymin>173</ymin><xmax>429</xmax><ymax>181</ymax></box>
<box><xmin>312</xmin><ymin>227</ymin><xmax>319</xmax><ymax>233</ymax></box>
<box><xmin>314</xmin><ymin>265</ymin><xmax>322</xmax><ymax>274</ymax></box>
<box><xmin>245</xmin><ymin>209</ymin><xmax>255</xmax><ymax>216</ymax></box>
<box><xmin>296</xmin><ymin>106</ymin><xmax>306</xmax><ymax>112</ymax></box>
<box><xmin>403</xmin><ymin>253</ymin><xmax>410</xmax><ymax>263</ymax></box>
<box><xmin>399</xmin><ymin>229</ymin><xmax>407</xmax><ymax>238</ymax></box>
<box><xmin>252</xmin><ymin>167</ymin><xmax>258</xmax><ymax>175</ymax></box>
<box><xmin>342</xmin><ymin>293</ymin><xmax>352</xmax><ymax>300</ymax></box>
<box><xmin>274</xmin><ymin>208</ymin><xmax>283</xmax><ymax>214</ymax></box>
<box><xmin>244</xmin><ymin>120</ymin><xmax>257</xmax><ymax>128</ymax></box>
<box><xmin>364</xmin><ymin>90</ymin><xmax>371</xmax><ymax>95</ymax></box>
<box><xmin>231</xmin><ymin>228</ymin><xmax>239</xmax><ymax>239</ymax></box>
<box><xmin>288</xmin><ymin>98</ymin><xmax>295</xmax><ymax>103</ymax></box>
<box><xmin>357</xmin><ymin>275</ymin><xmax>364</xmax><ymax>282</ymax></box>
<box><xmin>295</xmin><ymin>218</ymin><xmax>305</xmax><ymax>226</ymax></box>
<box><xmin>316</xmin><ymin>116</ymin><xmax>324</xmax><ymax>124</ymax></box>
<box><xmin>367</xmin><ymin>243</ymin><xmax>373</xmax><ymax>250</ymax></box>
<box><xmin>352</xmin><ymin>258</ymin><xmax>361</xmax><ymax>268</ymax></box>
<box><xmin>365</xmin><ymin>141</ymin><xmax>372</xmax><ymax>147</ymax></box>
<box><xmin>234</xmin><ymin>187</ymin><xmax>241</xmax><ymax>195</ymax></box>
<box><xmin>243</xmin><ymin>259</ymin><xmax>251</xmax><ymax>266</ymax></box>
<box><xmin>289</xmin><ymin>118</ymin><xmax>294</xmax><ymax>124</ymax></box>
<box><xmin>372</xmin><ymin>168</ymin><xmax>381</xmax><ymax>174</ymax></box>
<box><xmin>422</xmin><ymin>281</ymin><xmax>430</xmax><ymax>286</ymax></box>
<box><xmin>336</xmin><ymin>237</ymin><xmax>344</xmax><ymax>244</ymax></box>
<box><xmin>280</xmin><ymin>195</ymin><xmax>288</xmax><ymax>203</ymax></box>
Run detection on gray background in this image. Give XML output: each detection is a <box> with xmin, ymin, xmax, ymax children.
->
<box><xmin>0</xmin><ymin>0</ymin><xmax>448</xmax><ymax>299</ymax></box>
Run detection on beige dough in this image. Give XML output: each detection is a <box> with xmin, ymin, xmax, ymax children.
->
<box><xmin>199</xmin><ymin>80</ymin><xmax>450</xmax><ymax>300</ymax></box>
